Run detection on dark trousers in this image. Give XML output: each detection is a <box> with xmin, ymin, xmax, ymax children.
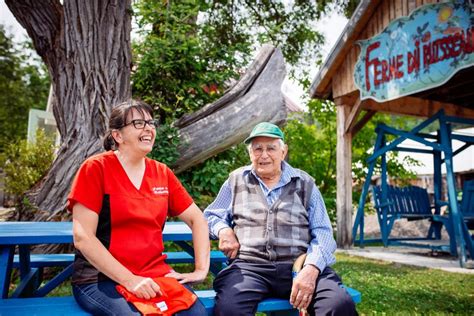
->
<box><xmin>73</xmin><ymin>281</ymin><xmax>207</xmax><ymax>316</ymax></box>
<box><xmin>213</xmin><ymin>259</ymin><xmax>357</xmax><ymax>316</ymax></box>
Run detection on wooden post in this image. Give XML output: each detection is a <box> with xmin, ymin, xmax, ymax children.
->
<box><xmin>336</xmin><ymin>103</ymin><xmax>353</xmax><ymax>248</ymax></box>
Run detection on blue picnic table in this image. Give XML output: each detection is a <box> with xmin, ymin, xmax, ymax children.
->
<box><xmin>0</xmin><ymin>221</ymin><xmax>361</xmax><ymax>315</ymax></box>
<box><xmin>0</xmin><ymin>221</ymin><xmax>198</xmax><ymax>299</ymax></box>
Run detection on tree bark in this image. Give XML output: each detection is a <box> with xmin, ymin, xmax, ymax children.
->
<box><xmin>173</xmin><ymin>45</ymin><xmax>287</xmax><ymax>173</ymax></box>
<box><xmin>6</xmin><ymin>0</ymin><xmax>132</xmax><ymax>214</ymax></box>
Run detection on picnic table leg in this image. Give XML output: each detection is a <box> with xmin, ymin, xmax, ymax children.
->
<box><xmin>9</xmin><ymin>245</ymin><xmax>43</xmax><ymax>298</ymax></box>
<box><xmin>0</xmin><ymin>246</ymin><xmax>14</xmax><ymax>299</ymax></box>
<box><xmin>34</xmin><ymin>263</ymin><xmax>74</xmax><ymax>297</ymax></box>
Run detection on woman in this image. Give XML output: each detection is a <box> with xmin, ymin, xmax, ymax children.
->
<box><xmin>68</xmin><ymin>100</ymin><xmax>210</xmax><ymax>315</ymax></box>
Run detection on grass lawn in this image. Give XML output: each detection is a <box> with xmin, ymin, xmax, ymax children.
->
<box><xmin>334</xmin><ymin>253</ymin><xmax>474</xmax><ymax>315</ymax></box>
<box><xmin>32</xmin><ymin>253</ymin><xmax>474</xmax><ymax>315</ymax></box>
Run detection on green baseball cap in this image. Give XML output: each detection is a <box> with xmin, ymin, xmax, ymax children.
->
<box><xmin>244</xmin><ymin>122</ymin><xmax>284</xmax><ymax>144</ymax></box>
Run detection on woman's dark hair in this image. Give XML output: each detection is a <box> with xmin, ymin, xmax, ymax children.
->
<box><xmin>103</xmin><ymin>99</ymin><xmax>154</xmax><ymax>151</ymax></box>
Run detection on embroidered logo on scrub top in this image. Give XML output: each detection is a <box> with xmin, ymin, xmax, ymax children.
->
<box><xmin>152</xmin><ymin>187</ymin><xmax>169</xmax><ymax>195</ymax></box>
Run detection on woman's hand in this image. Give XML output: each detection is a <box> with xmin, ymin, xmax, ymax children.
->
<box><xmin>165</xmin><ymin>269</ymin><xmax>208</xmax><ymax>284</ymax></box>
<box><xmin>123</xmin><ymin>275</ymin><xmax>162</xmax><ymax>299</ymax></box>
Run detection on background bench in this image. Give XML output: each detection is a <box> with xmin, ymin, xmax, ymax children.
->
<box><xmin>461</xmin><ymin>180</ymin><xmax>474</xmax><ymax>229</ymax></box>
<box><xmin>371</xmin><ymin>185</ymin><xmax>453</xmax><ymax>251</ymax></box>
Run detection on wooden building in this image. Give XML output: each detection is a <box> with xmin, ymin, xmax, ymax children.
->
<box><xmin>310</xmin><ymin>0</ymin><xmax>474</xmax><ymax>249</ymax></box>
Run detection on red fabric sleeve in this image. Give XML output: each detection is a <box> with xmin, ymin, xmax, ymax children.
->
<box><xmin>166</xmin><ymin>167</ymin><xmax>193</xmax><ymax>217</ymax></box>
<box><xmin>67</xmin><ymin>157</ymin><xmax>104</xmax><ymax>214</ymax></box>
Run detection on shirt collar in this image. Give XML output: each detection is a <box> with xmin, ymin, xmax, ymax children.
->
<box><xmin>243</xmin><ymin>161</ymin><xmax>303</xmax><ymax>185</ymax></box>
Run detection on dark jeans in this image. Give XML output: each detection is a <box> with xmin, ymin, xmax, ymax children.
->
<box><xmin>73</xmin><ymin>280</ymin><xmax>207</xmax><ymax>316</ymax></box>
<box><xmin>213</xmin><ymin>259</ymin><xmax>357</xmax><ymax>316</ymax></box>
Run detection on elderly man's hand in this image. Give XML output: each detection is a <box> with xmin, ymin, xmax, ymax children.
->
<box><xmin>218</xmin><ymin>228</ymin><xmax>240</xmax><ymax>259</ymax></box>
<box><xmin>290</xmin><ymin>264</ymin><xmax>319</xmax><ymax>311</ymax></box>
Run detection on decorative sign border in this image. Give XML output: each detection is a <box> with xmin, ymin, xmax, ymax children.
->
<box><xmin>353</xmin><ymin>1</ymin><xmax>474</xmax><ymax>102</ymax></box>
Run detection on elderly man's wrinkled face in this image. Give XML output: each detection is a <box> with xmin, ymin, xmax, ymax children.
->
<box><xmin>249</xmin><ymin>136</ymin><xmax>287</xmax><ymax>179</ymax></box>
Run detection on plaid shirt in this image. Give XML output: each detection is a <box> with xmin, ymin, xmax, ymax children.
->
<box><xmin>204</xmin><ymin>161</ymin><xmax>336</xmax><ymax>272</ymax></box>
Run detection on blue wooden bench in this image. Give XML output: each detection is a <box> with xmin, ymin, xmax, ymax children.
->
<box><xmin>460</xmin><ymin>180</ymin><xmax>474</xmax><ymax>230</ymax></box>
<box><xmin>5</xmin><ymin>251</ymin><xmax>361</xmax><ymax>315</ymax></box>
<box><xmin>371</xmin><ymin>185</ymin><xmax>453</xmax><ymax>251</ymax></box>
<box><xmin>0</xmin><ymin>287</ymin><xmax>361</xmax><ymax>316</ymax></box>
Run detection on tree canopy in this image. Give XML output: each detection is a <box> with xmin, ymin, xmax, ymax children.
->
<box><xmin>0</xmin><ymin>25</ymin><xmax>49</xmax><ymax>153</ymax></box>
<box><xmin>132</xmin><ymin>0</ymin><xmax>340</xmax><ymax>123</ymax></box>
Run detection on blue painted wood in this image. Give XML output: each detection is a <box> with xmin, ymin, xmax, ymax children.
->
<box><xmin>440</xmin><ymin>121</ymin><xmax>468</xmax><ymax>267</ymax></box>
<box><xmin>353</xmin><ymin>110</ymin><xmax>474</xmax><ymax>267</ymax></box>
<box><xmin>12</xmin><ymin>251</ymin><xmax>228</xmax><ymax>268</ymax></box>
<box><xmin>0</xmin><ymin>221</ymin><xmax>193</xmax><ymax>245</ymax></box>
<box><xmin>367</xmin><ymin>111</ymin><xmax>443</xmax><ymax>163</ymax></box>
<box><xmin>461</xmin><ymin>180</ymin><xmax>474</xmax><ymax>219</ymax></box>
<box><xmin>0</xmin><ymin>286</ymin><xmax>362</xmax><ymax>316</ymax></box>
<box><xmin>11</xmin><ymin>268</ymin><xmax>41</xmax><ymax>298</ymax></box>
<box><xmin>0</xmin><ymin>220</ymin><xmax>361</xmax><ymax>313</ymax></box>
<box><xmin>0</xmin><ymin>247</ymin><xmax>13</xmax><ymax>299</ymax></box>
<box><xmin>371</xmin><ymin>184</ymin><xmax>455</xmax><ymax>249</ymax></box>
<box><xmin>33</xmin><ymin>264</ymin><xmax>73</xmax><ymax>298</ymax></box>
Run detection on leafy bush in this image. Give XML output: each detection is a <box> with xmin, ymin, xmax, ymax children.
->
<box><xmin>178</xmin><ymin>144</ymin><xmax>249</xmax><ymax>209</ymax></box>
<box><xmin>0</xmin><ymin>129</ymin><xmax>55</xmax><ymax>208</ymax></box>
<box><xmin>149</xmin><ymin>123</ymin><xmax>180</xmax><ymax>166</ymax></box>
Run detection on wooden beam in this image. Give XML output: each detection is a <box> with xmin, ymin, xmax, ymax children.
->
<box><xmin>333</xmin><ymin>91</ymin><xmax>359</xmax><ymax>107</ymax></box>
<box><xmin>350</xmin><ymin>110</ymin><xmax>376</xmax><ymax>136</ymax></box>
<box><xmin>362</xmin><ymin>96</ymin><xmax>474</xmax><ymax>119</ymax></box>
<box><xmin>336</xmin><ymin>104</ymin><xmax>353</xmax><ymax>249</ymax></box>
<box><xmin>344</xmin><ymin>98</ymin><xmax>363</xmax><ymax>134</ymax></box>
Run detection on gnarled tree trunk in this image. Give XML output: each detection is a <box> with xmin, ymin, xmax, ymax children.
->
<box><xmin>6</xmin><ymin>0</ymin><xmax>132</xmax><ymax>215</ymax></box>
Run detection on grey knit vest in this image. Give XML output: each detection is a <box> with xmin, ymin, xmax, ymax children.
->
<box><xmin>229</xmin><ymin>166</ymin><xmax>315</xmax><ymax>263</ymax></box>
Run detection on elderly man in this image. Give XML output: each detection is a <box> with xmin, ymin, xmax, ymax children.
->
<box><xmin>204</xmin><ymin>122</ymin><xmax>357</xmax><ymax>316</ymax></box>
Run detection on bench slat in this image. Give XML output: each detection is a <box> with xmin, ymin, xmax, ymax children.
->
<box><xmin>12</xmin><ymin>251</ymin><xmax>227</xmax><ymax>268</ymax></box>
<box><xmin>0</xmin><ymin>286</ymin><xmax>361</xmax><ymax>315</ymax></box>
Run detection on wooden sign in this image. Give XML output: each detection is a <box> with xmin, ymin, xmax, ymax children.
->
<box><xmin>354</xmin><ymin>1</ymin><xmax>474</xmax><ymax>102</ymax></box>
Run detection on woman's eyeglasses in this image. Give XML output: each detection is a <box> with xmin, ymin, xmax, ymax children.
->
<box><xmin>122</xmin><ymin>119</ymin><xmax>158</xmax><ymax>129</ymax></box>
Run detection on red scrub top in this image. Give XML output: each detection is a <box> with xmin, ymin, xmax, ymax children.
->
<box><xmin>68</xmin><ymin>151</ymin><xmax>193</xmax><ymax>284</ymax></box>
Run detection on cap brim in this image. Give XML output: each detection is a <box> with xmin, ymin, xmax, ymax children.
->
<box><xmin>244</xmin><ymin>133</ymin><xmax>282</xmax><ymax>144</ymax></box>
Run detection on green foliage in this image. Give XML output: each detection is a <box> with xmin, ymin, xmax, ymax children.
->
<box><xmin>335</xmin><ymin>253</ymin><xmax>474</xmax><ymax>314</ymax></box>
<box><xmin>179</xmin><ymin>144</ymin><xmax>249</xmax><ymax>209</ymax></box>
<box><xmin>132</xmin><ymin>0</ymin><xmax>241</xmax><ymax>122</ymax></box>
<box><xmin>132</xmin><ymin>0</ymin><xmax>343</xmax><ymax>207</ymax></box>
<box><xmin>0</xmin><ymin>25</ymin><xmax>50</xmax><ymax>153</ymax></box>
<box><xmin>285</xmin><ymin>100</ymin><xmax>338</xmax><ymax>221</ymax></box>
<box><xmin>0</xmin><ymin>129</ymin><xmax>55</xmax><ymax>202</ymax></box>
<box><xmin>285</xmin><ymin>99</ymin><xmax>423</xmax><ymax>223</ymax></box>
<box><xmin>149</xmin><ymin>123</ymin><xmax>180</xmax><ymax>166</ymax></box>
<box><xmin>132</xmin><ymin>0</ymin><xmax>335</xmax><ymax>122</ymax></box>
<box><xmin>333</xmin><ymin>0</ymin><xmax>361</xmax><ymax>18</ymax></box>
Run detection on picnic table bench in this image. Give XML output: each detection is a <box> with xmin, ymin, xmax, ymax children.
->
<box><xmin>0</xmin><ymin>221</ymin><xmax>361</xmax><ymax>315</ymax></box>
